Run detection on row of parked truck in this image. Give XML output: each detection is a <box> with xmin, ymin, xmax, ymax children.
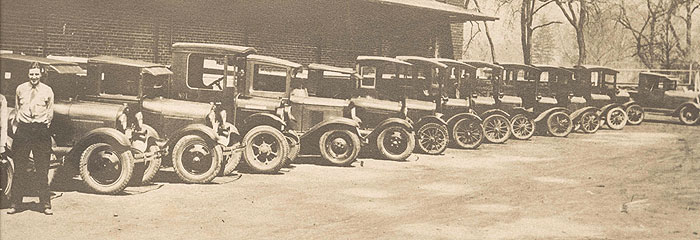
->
<box><xmin>1</xmin><ymin>42</ymin><xmax>698</xmax><ymax>196</ymax></box>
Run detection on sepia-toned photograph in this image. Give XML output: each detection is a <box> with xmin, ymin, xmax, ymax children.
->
<box><xmin>1</xmin><ymin>0</ymin><xmax>698</xmax><ymax>239</ymax></box>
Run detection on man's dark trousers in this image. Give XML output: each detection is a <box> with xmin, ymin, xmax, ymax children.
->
<box><xmin>10</xmin><ymin>122</ymin><xmax>52</xmax><ymax>209</ymax></box>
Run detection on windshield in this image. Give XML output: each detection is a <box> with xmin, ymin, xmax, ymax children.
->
<box><xmin>143</xmin><ymin>74</ymin><xmax>170</xmax><ymax>98</ymax></box>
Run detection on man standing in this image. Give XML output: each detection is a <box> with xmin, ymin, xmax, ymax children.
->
<box><xmin>7</xmin><ymin>62</ymin><xmax>54</xmax><ymax>215</ymax></box>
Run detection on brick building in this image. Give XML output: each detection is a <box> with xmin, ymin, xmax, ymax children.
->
<box><xmin>0</xmin><ymin>0</ymin><xmax>493</xmax><ymax>68</ymax></box>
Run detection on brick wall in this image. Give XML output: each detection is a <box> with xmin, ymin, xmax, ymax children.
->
<box><xmin>1</xmin><ymin>0</ymin><xmax>464</xmax><ymax>67</ymax></box>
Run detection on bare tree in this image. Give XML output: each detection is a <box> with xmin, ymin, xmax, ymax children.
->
<box><xmin>554</xmin><ymin>0</ymin><xmax>593</xmax><ymax>65</ymax></box>
<box><xmin>463</xmin><ymin>0</ymin><xmax>498</xmax><ymax>62</ymax></box>
<box><xmin>520</xmin><ymin>0</ymin><xmax>561</xmax><ymax>64</ymax></box>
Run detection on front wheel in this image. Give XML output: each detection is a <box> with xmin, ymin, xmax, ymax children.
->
<box><xmin>546</xmin><ymin>111</ymin><xmax>573</xmax><ymax>137</ymax></box>
<box><xmin>482</xmin><ymin>114</ymin><xmax>511</xmax><ymax>143</ymax></box>
<box><xmin>416</xmin><ymin>122</ymin><xmax>449</xmax><ymax>154</ymax></box>
<box><xmin>376</xmin><ymin>126</ymin><xmax>415</xmax><ymax>161</ymax></box>
<box><xmin>605</xmin><ymin>107</ymin><xmax>628</xmax><ymax>130</ymax></box>
<box><xmin>679</xmin><ymin>105</ymin><xmax>699</xmax><ymax>125</ymax></box>
<box><xmin>319</xmin><ymin>129</ymin><xmax>361</xmax><ymax>167</ymax></box>
<box><xmin>451</xmin><ymin>118</ymin><xmax>484</xmax><ymax>149</ymax></box>
<box><xmin>1</xmin><ymin>157</ymin><xmax>14</xmax><ymax>203</ymax></box>
<box><xmin>510</xmin><ymin>114</ymin><xmax>535</xmax><ymax>140</ymax></box>
<box><xmin>171</xmin><ymin>135</ymin><xmax>222</xmax><ymax>183</ymax></box>
<box><xmin>626</xmin><ymin>104</ymin><xmax>644</xmax><ymax>125</ymax></box>
<box><xmin>578</xmin><ymin>111</ymin><xmax>600</xmax><ymax>134</ymax></box>
<box><xmin>241</xmin><ymin>126</ymin><xmax>288</xmax><ymax>174</ymax></box>
<box><xmin>79</xmin><ymin>143</ymin><xmax>135</xmax><ymax>194</ymax></box>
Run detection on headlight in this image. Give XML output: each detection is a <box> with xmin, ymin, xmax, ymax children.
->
<box><xmin>276</xmin><ymin>107</ymin><xmax>284</xmax><ymax>120</ymax></box>
<box><xmin>134</xmin><ymin>112</ymin><xmax>144</xmax><ymax>131</ymax></box>
<box><xmin>116</xmin><ymin>113</ymin><xmax>128</xmax><ymax>132</ymax></box>
<box><xmin>218</xmin><ymin>110</ymin><xmax>227</xmax><ymax>125</ymax></box>
<box><xmin>207</xmin><ymin>108</ymin><xmax>217</xmax><ymax>128</ymax></box>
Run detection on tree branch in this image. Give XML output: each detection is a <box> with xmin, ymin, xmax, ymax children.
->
<box><xmin>531</xmin><ymin>21</ymin><xmax>563</xmax><ymax>31</ymax></box>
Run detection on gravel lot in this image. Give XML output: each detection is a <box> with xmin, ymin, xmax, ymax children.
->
<box><xmin>1</xmin><ymin>114</ymin><xmax>698</xmax><ymax>240</ymax></box>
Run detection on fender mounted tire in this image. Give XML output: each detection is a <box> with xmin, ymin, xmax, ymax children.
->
<box><xmin>546</xmin><ymin>111</ymin><xmax>573</xmax><ymax>137</ymax></box>
<box><xmin>482</xmin><ymin>114</ymin><xmax>511</xmax><ymax>144</ymax></box>
<box><xmin>605</xmin><ymin>107</ymin><xmax>627</xmax><ymax>130</ymax></box>
<box><xmin>625</xmin><ymin>104</ymin><xmax>644</xmax><ymax>125</ymax></box>
<box><xmin>510</xmin><ymin>114</ymin><xmax>535</xmax><ymax>140</ymax></box>
<box><xmin>79</xmin><ymin>143</ymin><xmax>135</xmax><ymax>194</ymax></box>
<box><xmin>376</xmin><ymin>126</ymin><xmax>415</xmax><ymax>161</ymax></box>
<box><xmin>241</xmin><ymin>126</ymin><xmax>288</xmax><ymax>174</ymax></box>
<box><xmin>416</xmin><ymin>122</ymin><xmax>449</xmax><ymax>154</ymax></box>
<box><xmin>678</xmin><ymin>105</ymin><xmax>699</xmax><ymax>125</ymax></box>
<box><xmin>171</xmin><ymin>135</ymin><xmax>222</xmax><ymax>183</ymax></box>
<box><xmin>319</xmin><ymin>129</ymin><xmax>362</xmax><ymax>167</ymax></box>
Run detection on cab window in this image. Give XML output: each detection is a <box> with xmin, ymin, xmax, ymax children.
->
<box><xmin>100</xmin><ymin>65</ymin><xmax>139</xmax><ymax>95</ymax></box>
<box><xmin>187</xmin><ymin>53</ymin><xmax>235</xmax><ymax>91</ymax></box>
<box><xmin>359</xmin><ymin>66</ymin><xmax>376</xmax><ymax>89</ymax></box>
<box><xmin>252</xmin><ymin>64</ymin><xmax>287</xmax><ymax>93</ymax></box>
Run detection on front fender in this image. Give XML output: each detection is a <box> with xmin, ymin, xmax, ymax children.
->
<box><xmin>242</xmin><ymin>113</ymin><xmax>286</xmax><ymax>133</ymax></box>
<box><xmin>445</xmin><ymin>113</ymin><xmax>483</xmax><ymax>130</ymax></box>
<box><xmin>74</xmin><ymin>128</ymin><xmax>132</xmax><ymax>154</ymax></box>
<box><xmin>367</xmin><ymin>118</ymin><xmax>413</xmax><ymax>140</ymax></box>
<box><xmin>169</xmin><ymin>123</ymin><xmax>219</xmax><ymax>146</ymax></box>
<box><xmin>416</xmin><ymin>115</ymin><xmax>448</xmax><ymax>128</ymax></box>
<box><xmin>300</xmin><ymin>117</ymin><xmax>361</xmax><ymax>142</ymax></box>
<box><xmin>534</xmin><ymin>107</ymin><xmax>571</xmax><ymax>123</ymax></box>
<box><xmin>570</xmin><ymin>106</ymin><xmax>599</xmax><ymax>120</ymax></box>
<box><xmin>481</xmin><ymin>109</ymin><xmax>511</xmax><ymax>119</ymax></box>
<box><xmin>600</xmin><ymin>103</ymin><xmax>623</xmax><ymax>115</ymax></box>
<box><xmin>672</xmin><ymin>102</ymin><xmax>700</xmax><ymax>117</ymax></box>
<box><xmin>621</xmin><ymin>101</ymin><xmax>639</xmax><ymax>109</ymax></box>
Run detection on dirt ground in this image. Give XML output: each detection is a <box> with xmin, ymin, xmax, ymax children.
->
<box><xmin>1</xmin><ymin>114</ymin><xmax>698</xmax><ymax>240</ymax></box>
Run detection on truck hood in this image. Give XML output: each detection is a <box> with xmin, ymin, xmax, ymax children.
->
<box><xmin>571</xmin><ymin>96</ymin><xmax>586</xmax><ymax>104</ymax></box>
<box><xmin>538</xmin><ymin>96</ymin><xmax>558</xmax><ymax>105</ymax></box>
<box><xmin>406</xmin><ymin>99</ymin><xmax>436</xmax><ymax>111</ymax></box>
<box><xmin>591</xmin><ymin>94</ymin><xmax>611</xmax><ymax>101</ymax></box>
<box><xmin>290</xmin><ymin>95</ymin><xmax>350</xmax><ymax>107</ymax></box>
<box><xmin>236</xmin><ymin>96</ymin><xmax>281</xmax><ymax>112</ymax></box>
<box><xmin>351</xmin><ymin>97</ymin><xmax>402</xmax><ymax>113</ymax></box>
<box><xmin>473</xmin><ymin>97</ymin><xmax>496</xmax><ymax>106</ymax></box>
<box><xmin>445</xmin><ymin>98</ymin><xmax>469</xmax><ymax>108</ymax></box>
<box><xmin>54</xmin><ymin>100</ymin><xmax>124</xmax><ymax>123</ymax></box>
<box><xmin>501</xmin><ymin>95</ymin><xmax>522</xmax><ymax>106</ymax></box>
<box><xmin>142</xmin><ymin>98</ymin><xmax>211</xmax><ymax>119</ymax></box>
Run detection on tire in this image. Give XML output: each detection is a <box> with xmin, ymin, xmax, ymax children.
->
<box><xmin>376</xmin><ymin>126</ymin><xmax>415</xmax><ymax>161</ymax></box>
<box><xmin>416</xmin><ymin>122</ymin><xmax>449</xmax><ymax>154</ymax></box>
<box><xmin>319</xmin><ymin>129</ymin><xmax>361</xmax><ymax>166</ymax></box>
<box><xmin>451</xmin><ymin>118</ymin><xmax>484</xmax><ymax>149</ymax></box>
<box><xmin>605</xmin><ymin>107</ymin><xmax>627</xmax><ymax>130</ymax></box>
<box><xmin>285</xmin><ymin>130</ymin><xmax>300</xmax><ymax>164</ymax></box>
<box><xmin>510</xmin><ymin>114</ymin><xmax>535</xmax><ymax>140</ymax></box>
<box><xmin>626</xmin><ymin>104</ymin><xmax>644</xmax><ymax>125</ymax></box>
<box><xmin>171</xmin><ymin>135</ymin><xmax>222</xmax><ymax>183</ymax></box>
<box><xmin>482</xmin><ymin>114</ymin><xmax>511</xmax><ymax>144</ymax></box>
<box><xmin>578</xmin><ymin>111</ymin><xmax>600</xmax><ymax>134</ymax></box>
<box><xmin>79</xmin><ymin>143</ymin><xmax>135</xmax><ymax>194</ymax></box>
<box><xmin>219</xmin><ymin>142</ymin><xmax>242</xmax><ymax>176</ymax></box>
<box><xmin>546</xmin><ymin>111</ymin><xmax>573</xmax><ymax>137</ymax></box>
<box><xmin>678</xmin><ymin>105</ymin><xmax>699</xmax><ymax>125</ymax></box>
<box><xmin>131</xmin><ymin>145</ymin><xmax>162</xmax><ymax>185</ymax></box>
<box><xmin>1</xmin><ymin>157</ymin><xmax>14</xmax><ymax>202</ymax></box>
<box><xmin>241</xmin><ymin>126</ymin><xmax>288</xmax><ymax>174</ymax></box>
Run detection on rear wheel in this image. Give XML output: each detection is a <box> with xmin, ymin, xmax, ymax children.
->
<box><xmin>605</xmin><ymin>107</ymin><xmax>627</xmax><ymax>130</ymax></box>
<box><xmin>416</xmin><ymin>122</ymin><xmax>449</xmax><ymax>154</ymax></box>
<box><xmin>679</xmin><ymin>105</ymin><xmax>699</xmax><ymax>125</ymax></box>
<box><xmin>579</xmin><ymin>111</ymin><xmax>600</xmax><ymax>134</ymax></box>
<box><xmin>376</xmin><ymin>126</ymin><xmax>414</xmax><ymax>161</ymax></box>
<box><xmin>482</xmin><ymin>114</ymin><xmax>511</xmax><ymax>143</ymax></box>
<box><xmin>79</xmin><ymin>143</ymin><xmax>135</xmax><ymax>194</ymax></box>
<box><xmin>626</xmin><ymin>104</ymin><xmax>644</xmax><ymax>125</ymax></box>
<box><xmin>510</xmin><ymin>114</ymin><xmax>535</xmax><ymax>140</ymax></box>
<box><xmin>241</xmin><ymin>126</ymin><xmax>288</xmax><ymax>174</ymax></box>
<box><xmin>171</xmin><ymin>135</ymin><xmax>222</xmax><ymax>183</ymax></box>
<box><xmin>451</xmin><ymin>118</ymin><xmax>484</xmax><ymax>149</ymax></box>
<box><xmin>319</xmin><ymin>130</ymin><xmax>361</xmax><ymax>166</ymax></box>
<box><xmin>546</xmin><ymin>111</ymin><xmax>573</xmax><ymax>137</ymax></box>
